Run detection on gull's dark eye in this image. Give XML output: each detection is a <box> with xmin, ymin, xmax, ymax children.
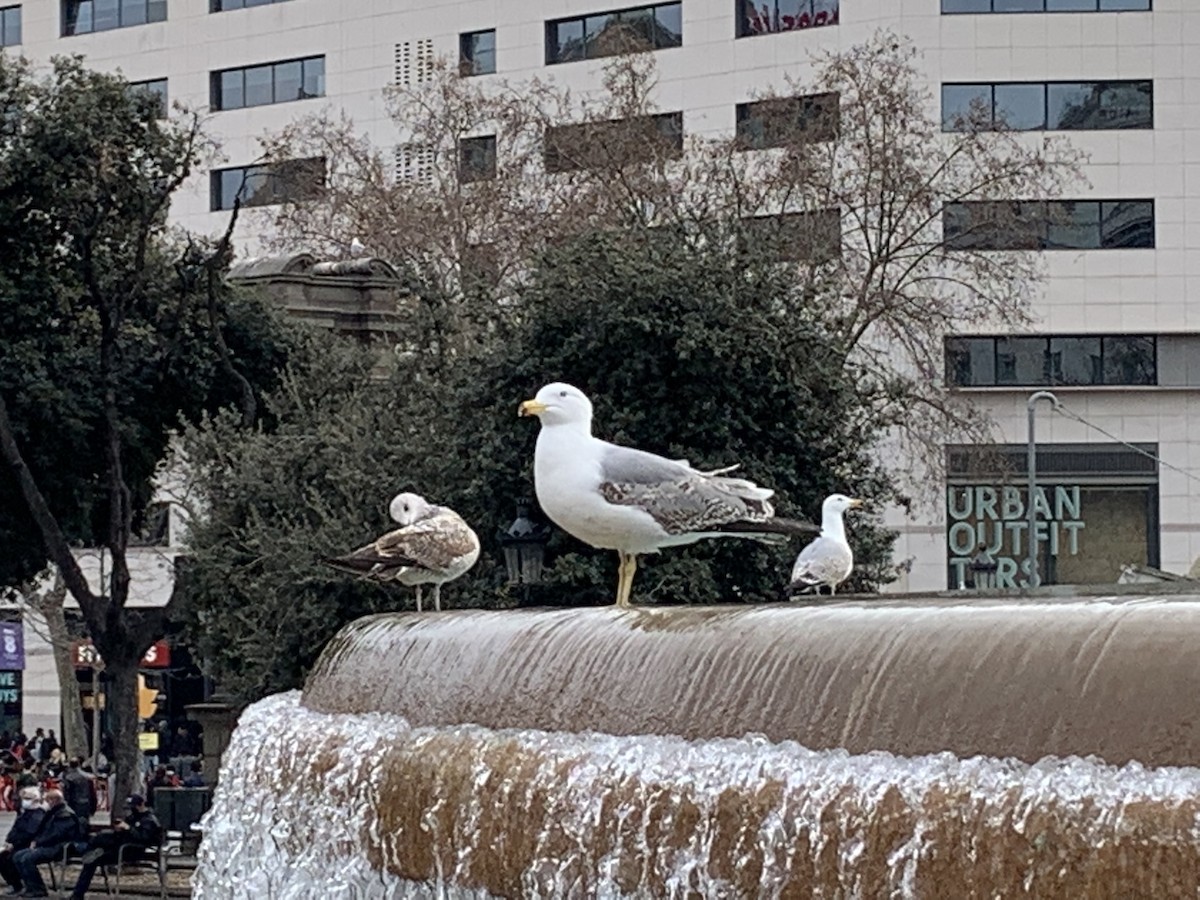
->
<box><xmin>559</xmin><ymin>390</ymin><xmax>568</xmax><ymax>397</ymax></box>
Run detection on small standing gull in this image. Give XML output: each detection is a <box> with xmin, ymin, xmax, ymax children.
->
<box><xmin>518</xmin><ymin>382</ymin><xmax>818</xmax><ymax>607</ymax></box>
<box><xmin>324</xmin><ymin>492</ymin><xmax>480</xmax><ymax>611</ymax></box>
<box><xmin>788</xmin><ymin>493</ymin><xmax>863</xmax><ymax>596</ymax></box>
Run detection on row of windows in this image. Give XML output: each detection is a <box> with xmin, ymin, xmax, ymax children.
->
<box><xmin>943</xmin><ymin>81</ymin><xmax>1152</xmax><ymax>132</ymax></box>
<box><xmin>946</xmin><ymin>335</ymin><xmax>1156</xmax><ymax>387</ymax></box>
<box><xmin>0</xmin><ymin>4</ymin><xmax>18</xmax><ymax>46</ymax></box>
<box><xmin>546</xmin><ymin>3</ymin><xmax>682</xmax><ymax>65</ymax></box>
<box><xmin>943</xmin><ymin>0</ymin><xmax>1148</xmax><ymax>10</ymax></box>
<box><xmin>943</xmin><ymin>200</ymin><xmax>1155</xmax><ymax>250</ymax></box>
<box><xmin>63</xmin><ymin>0</ymin><xmax>165</xmax><ymax>35</ymax></box>
<box><xmin>210</xmin><ymin>56</ymin><xmax>324</xmax><ymax>111</ymax></box>
<box><xmin>210</xmin><ymin>157</ymin><xmax>324</xmax><ymax>211</ymax></box>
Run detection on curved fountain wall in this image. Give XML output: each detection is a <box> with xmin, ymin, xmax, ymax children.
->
<box><xmin>195</xmin><ymin>599</ymin><xmax>1200</xmax><ymax>897</ymax></box>
<box><xmin>302</xmin><ymin>600</ymin><xmax>1200</xmax><ymax>767</ymax></box>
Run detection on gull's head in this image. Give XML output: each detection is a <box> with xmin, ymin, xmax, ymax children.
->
<box><xmin>824</xmin><ymin>493</ymin><xmax>864</xmax><ymax>517</ymax></box>
<box><xmin>518</xmin><ymin>383</ymin><xmax>593</xmax><ymax>428</ymax></box>
<box><xmin>389</xmin><ymin>492</ymin><xmax>431</xmax><ymax>526</ymax></box>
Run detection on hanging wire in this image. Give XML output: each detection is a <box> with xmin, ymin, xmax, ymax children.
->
<box><xmin>1053</xmin><ymin>402</ymin><xmax>1200</xmax><ymax>488</ymax></box>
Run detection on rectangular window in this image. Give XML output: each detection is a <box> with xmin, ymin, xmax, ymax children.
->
<box><xmin>546</xmin><ymin>2</ymin><xmax>681</xmax><ymax>65</ymax></box>
<box><xmin>0</xmin><ymin>5</ymin><xmax>20</xmax><ymax>46</ymax></box>
<box><xmin>211</xmin><ymin>0</ymin><xmax>291</xmax><ymax>10</ymax></box>
<box><xmin>63</xmin><ymin>0</ymin><xmax>166</xmax><ymax>35</ymax></box>
<box><xmin>738</xmin><ymin>209</ymin><xmax>842</xmax><ymax>262</ymax></box>
<box><xmin>209</xmin><ymin>157</ymin><xmax>325</xmax><ymax>211</ymax></box>
<box><xmin>128</xmin><ymin>78</ymin><xmax>168</xmax><ymax>118</ymax></box>
<box><xmin>942</xmin><ymin>0</ymin><xmax>1149</xmax><ymax>10</ymax></box>
<box><xmin>945</xmin><ymin>335</ymin><xmax>1157</xmax><ymax>387</ymax></box>
<box><xmin>943</xmin><ymin>200</ymin><xmax>1154</xmax><ymax>250</ymax></box>
<box><xmin>459</xmin><ymin>135</ymin><xmax>497</xmax><ymax>182</ymax></box>
<box><xmin>544</xmin><ymin>111</ymin><xmax>683</xmax><ymax>173</ymax></box>
<box><xmin>737</xmin><ymin>0</ymin><xmax>839</xmax><ymax>37</ymax></box>
<box><xmin>943</xmin><ymin>81</ymin><xmax>1152</xmax><ymax>131</ymax></box>
<box><xmin>211</xmin><ymin>56</ymin><xmax>324</xmax><ymax>111</ymax></box>
<box><xmin>460</xmin><ymin>29</ymin><xmax>496</xmax><ymax>76</ymax></box>
<box><xmin>735</xmin><ymin>92</ymin><xmax>839</xmax><ymax>149</ymax></box>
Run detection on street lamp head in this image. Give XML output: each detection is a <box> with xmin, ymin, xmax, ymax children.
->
<box><xmin>498</xmin><ymin>502</ymin><xmax>552</xmax><ymax>586</ymax></box>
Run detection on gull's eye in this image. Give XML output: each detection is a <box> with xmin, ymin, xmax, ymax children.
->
<box><xmin>559</xmin><ymin>390</ymin><xmax>568</xmax><ymax>398</ymax></box>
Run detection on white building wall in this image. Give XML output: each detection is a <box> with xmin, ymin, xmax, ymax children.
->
<box><xmin>6</xmin><ymin>0</ymin><xmax>1199</xmax><ymax>592</ymax></box>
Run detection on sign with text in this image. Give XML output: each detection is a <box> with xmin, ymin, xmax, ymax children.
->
<box><xmin>0</xmin><ymin>623</ymin><xmax>24</xmax><ymax>671</ymax></box>
<box><xmin>947</xmin><ymin>485</ymin><xmax>1085</xmax><ymax>589</ymax></box>
<box><xmin>72</xmin><ymin>639</ymin><xmax>171</xmax><ymax>669</ymax></box>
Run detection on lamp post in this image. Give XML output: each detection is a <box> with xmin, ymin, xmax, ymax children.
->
<box><xmin>498</xmin><ymin>502</ymin><xmax>552</xmax><ymax>605</ymax></box>
<box><xmin>1026</xmin><ymin>390</ymin><xmax>1059</xmax><ymax>589</ymax></box>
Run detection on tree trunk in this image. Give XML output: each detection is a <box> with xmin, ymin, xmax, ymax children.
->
<box><xmin>37</xmin><ymin>604</ymin><xmax>89</xmax><ymax>759</ymax></box>
<box><xmin>105</xmin><ymin>662</ymin><xmax>142</xmax><ymax>805</ymax></box>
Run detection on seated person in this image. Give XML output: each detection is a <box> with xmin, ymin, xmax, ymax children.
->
<box><xmin>0</xmin><ymin>787</ymin><xmax>44</xmax><ymax>895</ymax></box>
<box><xmin>182</xmin><ymin>760</ymin><xmax>204</xmax><ymax>788</ymax></box>
<box><xmin>11</xmin><ymin>789</ymin><xmax>82</xmax><ymax>899</ymax></box>
<box><xmin>67</xmin><ymin>793</ymin><xmax>163</xmax><ymax>900</ymax></box>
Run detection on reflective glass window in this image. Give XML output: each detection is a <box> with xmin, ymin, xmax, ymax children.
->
<box><xmin>1049</xmin><ymin>337</ymin><xmax>1102</xmax><ymax>384</ymax></box>
<box><xmin>0</xmin><ymin>6</ymin><xmax>20</xmax><ymax>46</ymax></box>
<box><xmin>942</xmin><ymin>84</ymin><xmax>992</xmax><ymax>130</ymax></box>
<box><xmin>995</xmin><ymin>338</ymin><xmax>1047</xmax><ymax>385</ymax></box>
<box><xmin>993</xmin><ymin>83</ymin><xmax>1045</xmax><ymax>130</ymax></box>
<box><xmin>1100</xmin><ymin>200</ymin><xmax>1154</xmax><ymax>248</ymax></box>
<box><xmin>1102</xmin><ymin>336</ymin><xmax>1155</xmax><ymax>384</ymax></box>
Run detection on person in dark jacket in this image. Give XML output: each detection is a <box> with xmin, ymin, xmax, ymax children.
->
<box><xmin>0</xmin><ymin>787</ymin><xmax>45</xmax><ymax>894</ymax></box>
<box><xmin>12</xmin><ymin>789</ymin><xmax>82</xmax><ymax>898</ymax></box>
<box><xmin>67</xmin><ymin>794</ymin><xmax>163</xmax><ymax>900</ymax></box>
<box><xmin>61</xmin><ymin>758</ymin><xmax>96</xmax><ymax>824</ymax></box>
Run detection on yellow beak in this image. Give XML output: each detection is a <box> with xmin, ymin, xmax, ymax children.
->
<box><xmin>848</xmin><ymin>498</ymin><xmax>865</xmax><ymax>509</ymax></box>
<box><xmin>518</xmin><ymin>399</ymin><xmax>548</xmax><ymax>418</ymax></box>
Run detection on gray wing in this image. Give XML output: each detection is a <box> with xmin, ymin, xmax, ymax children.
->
<box><xmin>790</xmin><ymin>536</ymin><xmax>853</xmax><ymax>587</ymax></box>
<box><xmin>329</xmin><ymin>515</ymin><xmax>477</xmax><ymax>578</ymax></box>
<box><xmin>597</xmin><ymin>442</ymin><xmax>775</xmax><ymax>535</ymax></box>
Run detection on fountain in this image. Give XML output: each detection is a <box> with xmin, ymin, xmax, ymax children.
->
<box><xmin>195</xmin><ymin>598</ymin><xmax>1200</xmax><ymax>897</ymax></box>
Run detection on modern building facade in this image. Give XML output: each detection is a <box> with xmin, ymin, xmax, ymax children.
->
<box><xmin>4</xmin><ymin>0</ymin><xmax>1199</xmax><ymax>593</ymax></box>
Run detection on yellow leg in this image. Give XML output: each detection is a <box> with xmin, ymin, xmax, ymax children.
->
<box><xmin>616</xmin><ymin>552</ymin><xmax>638</xmax><ymax>608</ymax></box>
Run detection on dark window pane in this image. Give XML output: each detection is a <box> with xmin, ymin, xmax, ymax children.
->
<box><xmin>1048</xmin><ymin>81</ymin><xmax>1152</xmax><ymax>130</ymax></box>
<box><xmin>129</xmin><ymin>78</ymin><xmax>168</xmax><ymax>117</ymax></box>
<box><xmin>1102</xmin><ymin>336</ymin><xmax>1155</xmax><ymax>385</ymax></box>
<box><xmin>942</xmin><ymin>84</ymin><xmax>992</xmax><ymax>131</ymax></box>
<box><xmin>993</xmin><ymin>0</ymin><xmax>1043</xmax><ymax>8</ymax></box>
<box><xmin>945</xmin><ymin>201</ymin><xmax>1045</xmax><ymax>251</ymax></box>
<box><xmin>459</xmin><ymin>135</ymin><xmax>497</xmax><ymax>182</ymax></box>
<box><xmin>735</xmin><ymin>93</ymin><xmax>838</xmax><ymax>150</ymax></box>
<box><xmin>550</xmin><ymin>19</ymin><xmax>584</xmax><ymax>63</ymax></box>
<box><xmin>218</xmin><ymin>70</ymin><xmax>243</xmax><ymax>110</ymax></box>
<box><xmin>1099</xmin><ymin>0</ymin><xmax>1149</xmax><ymax>8</ymax></box>
<box><xmin>586</xmin><ymin>11</ymin><xmax>630</xmax><ymax>58</ymax></box>
<box><xmin>93</xmin><ymin>0</ymin><xmax>119</xmax><ymax>31</ymax></box>
<box><xmin>122</xmin><ymin>0</ymin><xmax>147</xmax><ymax>26</ymax></box>
<box><xmin>1046</xmin><ymin>201</ymin><xmax>1100</xmax><ymax>249</ymax></box>
<box><xmin>460</xmin><ymin>30</ymin><xmax>496</xmax><ymax>75</ymax></box>
<box><xmin>274</xmin><ymin>60</ymin><xmax>303</xmax><ymax>102</ymax></box>
<box><xmin>1100</xmin><ymin>200</ymin><xmax>1154</xmax><ymax>248</ymax></box>
<box><xmin>243</xmin><ymin>65</ymin><xmax>274</xmax><ymax>107</ymax></box>
<box><xmin>941</xmin><ymin>0</ymin><xmax>992</xmax><ymax>10</ymax></box>
<box><xmin>1</xmin><ymin>7</ymin><xmax>20</xmax><ymax>46</ymax></box>
<box><xmin>995</xmin><ymin>338</ymin><xmax>1047</xmax><ymax>385</ymax></box>
<box><xmin>993</xmin><ymin>83</ymin><xmax>1045</xmax><ymax>130</ymax></box>
<box><xmin>272</xmin><ymin>157</ymin><xmax>325</xmax><ymax>202</ymax></box>
<box><xmin>301</xmin><ymin>57</ymin><xmax>324</xmax><ymax>98</ymax></box>
<box><xmin>218</xmin><ymin>169</ymin><xmax>243</xmax><ymax>210</ymax></box>
<box><xmin>147</xmin><ymin>0</ymin><xmax>165</xmax><ymax>17</ymax></box>
<box><xmin>654</xmin><ymin>3</ymin><xmax>682</xmax><ymax>48</ymax></box>
<box><xmin>945</xmin><ymin>338</ymin><xmax>997</xmax><ymax>386</ymax></box>
<box><xmin>241</xmin><ymin>167</ymin><xmax>272</xmax><ymax>206</ymax></box>
<box><xmin>1049</xmin><ymin>337</ymin><xmax>1101</xmax><ymax>385</ymax></box>
<box><xmin>1046</xmin><ymin>0</ymin><xmax>1096</xmax><ymax>9</ymax></box>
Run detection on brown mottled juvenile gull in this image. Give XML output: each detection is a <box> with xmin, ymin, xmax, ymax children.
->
<box><xmin>324</xmin><ymin>492</ymin><xmax>480</xmax><ymax>611</ymax></box>
<box><xmin>518</xmin><ymin>382</ymin><xmax>818</xmax><ymax>607</ymax></box>
<box><xmin>788</xmin><ymin>493</ymin><xmax>863</xmax><ymax>596</ymax></box>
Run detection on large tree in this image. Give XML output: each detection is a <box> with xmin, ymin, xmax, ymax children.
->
<box><xmin>179</xmin><ymin>225</ymin><xmax>901</xmax><ymax>703</ymax></box>
<box><xmin>0</xmin><ymin>55</ymin><xmax>295</xmax><ymax>800</ymax></box>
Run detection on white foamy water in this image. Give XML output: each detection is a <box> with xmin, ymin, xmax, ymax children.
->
<box><xmin>193</xmin><ymin>692</ymin><xmax>1200</xmax><ymax>899</ymax></box>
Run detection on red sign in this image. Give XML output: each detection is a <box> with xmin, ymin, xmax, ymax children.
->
<box><xmin>72</xmin><ymin>640</ymin><xmax>170</xmax><ymax>669</ymax></box>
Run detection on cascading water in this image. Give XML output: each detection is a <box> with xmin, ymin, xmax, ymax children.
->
<box><xmin>195</xmin><ymin>599</ymin><xmax>1200</xmax><ymax>897</ymax></box>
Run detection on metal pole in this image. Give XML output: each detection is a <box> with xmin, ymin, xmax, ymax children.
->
<box><xmin>1026</xmin><ymin>391</ymin><xmax>1059</xmax><ymax>589</ymax></box>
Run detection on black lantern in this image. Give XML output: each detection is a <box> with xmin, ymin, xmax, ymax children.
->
<box><xmin>498</xmin><ymin>502</ymin><xmax>552</xmax><ymax>598</ymax></box>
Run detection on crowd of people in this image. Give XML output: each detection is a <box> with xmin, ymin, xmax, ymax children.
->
<box><xmin>0</xmin><ymin>728</ymin><xmax>208</xmax><ymax>897</ymax></box>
